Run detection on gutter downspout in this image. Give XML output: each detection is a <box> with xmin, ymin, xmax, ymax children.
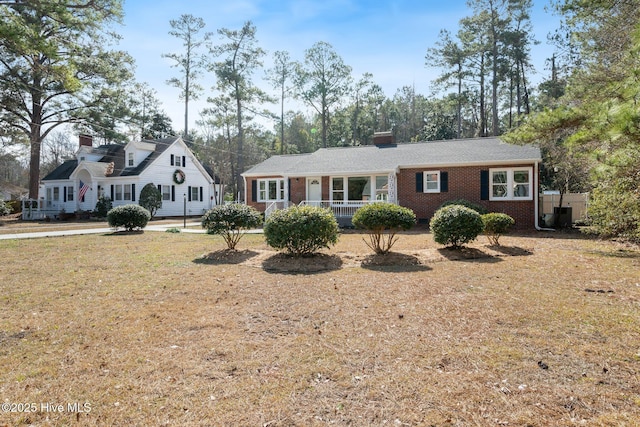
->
<box><xmin>534</xmin><ymin>160</ymin><xmax>555</xmax><ymax>231</ymax></box>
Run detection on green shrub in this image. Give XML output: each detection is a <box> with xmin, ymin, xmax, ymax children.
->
<box><xmin>7</xmin><ymin>200</ymin><xmax>20</xmax><ymax>214</ymax></box>
<box><xmin>439</xmin><ymin>199</ymin><xmax>488</xmax><ymax>215</ymax></box>
<box><xmin>481</xmin><ymin>213</ymin><xmax>515</xmax><ymax>246</ymax></box>
<box><xmin>0</xmin><ymin>198</ymin><xmax>12</xmax><ymax>216</ymax></box>
<box><xmin>94</xmin><ymin>196</ymin><xmax>113</xmax><ymax>218</ymax></box>
<box><xmin>264</xmin><ymin>205</ymin><xmax>339</xmax><ymax>257</ymax></box>
<box><xmin>587</xmin><ymin>183</ymin><xmax>640</xmax><ymax>243</ymax></box>
<box><xmin>139</xmin><ymin>183</ymin><xmax>162</xmax><ymax>218</ymax></box>
<box><xmin>107</xmin><ymin>204</ymin><xmax>151</xmax><ymax>231</ymax></box>
<box><xmin>201</xmin><ymin>203</ymin><xmax>263</xmax><ymax>250</ymax></box>
<box><xmin>430</xmin><ymin>204</ymin><xmax>484</xmax><ymax>248</ymax></box>
<box><xmin>352</xmin><ymin>203</ymin><xmax>416</xmax><ymax>254</ymax></box>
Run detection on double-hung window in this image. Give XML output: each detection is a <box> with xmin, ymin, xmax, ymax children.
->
<box><xmin>490</xmin><ymin>168</ymin><xmax>532</xmax><ymax>200</ymax></box>
<box><xmin>66</xmin><ymin>186</ymin><xmax>74</xmax><ymax>201</ymax></box>
<box><xmin>162</xmin><ymin>185</ymin><xmax>171</xmax><ymax>201</ymax></box>
<box><xmin>424</xmin><ymin>171</ymin><xmax>441</xmax><ymax>193</ymax></box>
<box><xmin>128</xmin><ymin>152</ymin><xmax>134</xmax><ymax>167</ymax></box>
<box><xmin>190</xmin><ymin>186</ymin><xmax>200</xmax><ymax>201</ymax></box>
<box><xmin>123</xmin><ymin>184</ymin><xmax>132</xmax><ymax>201</ymax></box>
<box><xmin>258</xmin><ymin>179</ymin><xmax>285</xmax><ymax>202</ymax></box>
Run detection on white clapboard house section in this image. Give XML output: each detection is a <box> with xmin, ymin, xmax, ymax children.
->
<box><xmin>39</xmin><ymin>135</ymin><xmax>220</xmax><ymax>218</ymax></box>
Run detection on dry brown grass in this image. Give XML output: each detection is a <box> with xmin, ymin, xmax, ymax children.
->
<box><xmin>0</xmin><ymin>229</ymin><xmax>639</xmax><ymax>426</ymax></box>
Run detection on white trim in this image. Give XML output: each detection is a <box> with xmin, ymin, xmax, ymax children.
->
<box><xmin>489</xmin><ymin>167</ymin><xmax>533</xmax><ymax>201</ymax></box>
<box><xmin>257</xmin><ymin>178</ymin><xmax>286</xmax><ymax>203</ymax></box>
<box><xmin>329</xmin><ymin>174</ymin><xmax>393</xmax><ymax>203</ymax></box>
<box><xmin>423</xmin><ymin>170</ymin><xmax>441</xmax><ymax>193</ymax></box>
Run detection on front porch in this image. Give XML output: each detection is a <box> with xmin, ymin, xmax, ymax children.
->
<box><xmin>267</xmin><ymin>200</ymin><xmax>388</xmax><ymax>227</ymax></box>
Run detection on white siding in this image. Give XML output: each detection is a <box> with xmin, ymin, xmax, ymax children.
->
<box><xmin>41</xmin><ymin>137</ymin><xmax>218</xmax><ymax>218</ymax></box>
<box><xmin>138</xmin><ymin>141</ymin><xmax>215</xmax><ymax>216</ymax></box>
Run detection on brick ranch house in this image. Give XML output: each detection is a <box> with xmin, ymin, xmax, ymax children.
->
<box><xmin>242</xmin><ymin>134</ymin><xmax>543</xmax><ymax>229</ymax></box>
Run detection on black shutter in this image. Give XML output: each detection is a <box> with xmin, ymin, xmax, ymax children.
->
<box><xmin>182</xmin><ymin>156</ymin><xmax>186</xmax><ymax>167</ymax></box>
<box><xmin>441</xmin><ymin>172</ymin><xmax>449</xmax><ymax>193</ymax></box>
<box><xmin>171</xmin><ymin>185</ymin><xmax>175</xmax><ymax>202</ymax></box>
<box><xmin>480</xmin><ymin>170</ymin><xmax>489</xmax><ymax>200</ymax></box>
<box><xmin>157</xmin><ymin>184</ymin><xmax>162</xmax><ymax>193</ymax></box>
<box><xmin>132</xmin><ymin>184</ymin><xmax>136</xmax><ymax>202</ymax></box>
<box><xmin>199</xmin><ymin>187</ymin><xmax>203</xmax><ymax>202</ymax></box>
<box><xmin>170</xmin><ymin>154</ymin><xmax>174</xmax><ymax>166</ymax></box>
<box><xmin>110</xmin><ymin>185</ymin><xmax>114</xmax><ymax>201</ymax></box>
<box><xmin>416</xmin><ymin>172</ymin><xmax>424</xmax><ymax>193</ymax></box>
<box><xmin>251</xmin><ymin>180</ymin><xmax>257</xmax><ymax>202</ymax></box>
<box><xmin>188</xmin><ymin>186</ymin><xmax>192</xmax><ymax>201</ymax></box>
<box><xmin>288</xmin><ymin>179</ymin><xmax>292</xmax><ymax>201</ymax></box>
<box><xmin>63</xmin><ymin>187</ymin><xmax>67</xmax><ymax>202</ymax></box>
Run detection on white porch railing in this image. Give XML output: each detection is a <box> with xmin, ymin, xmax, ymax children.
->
<box><xmin>21</xmin><ymin>199</ymin><xmax>57</xmax><ymax>220</ymax></box>
<box><xmin>265</xmin><ymin>200</ymin><xmax>291</xmax><ymax>219</ymax></box>
<box><xmin>298</xmin><ymin>200</ymin><xmax>384</xmax><ymax>217</ymax></box>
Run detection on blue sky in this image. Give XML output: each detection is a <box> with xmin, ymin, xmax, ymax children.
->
<box><xmin>118</xmin><ymin>0</ymin><xmax>561</xmax><ymax>134</ymax></box>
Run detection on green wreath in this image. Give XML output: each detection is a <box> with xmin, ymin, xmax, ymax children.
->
<box><xmin>173</xmin><ymin>169</ymin><xmax>185</xmax><ymax>184</ymax></box>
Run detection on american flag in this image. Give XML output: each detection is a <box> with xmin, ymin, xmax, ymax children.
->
<box><xmin>79</xmin><ymin>180</ymin><xmax>90</xmax><ymax>201</ymax></box>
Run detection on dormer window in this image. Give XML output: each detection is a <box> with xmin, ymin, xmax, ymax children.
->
<box><xmin>170</xmin><ymin>154</ymin><xmax>186</xmax><ymax>167</ymax></box>
<box><xmin>128</xmin><ymin>152</ymin><xmax>134</xmax><ymax>167</ymax></box>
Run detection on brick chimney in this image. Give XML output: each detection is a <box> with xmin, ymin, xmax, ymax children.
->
<box><xmin>79</xmin><ymin>134</ymin><xmax>93</xmax><ymax>148</ymax></box>
<box><xmin>372</xmin><ymin>131</ymin><xmax>394</xmax><ymax>146</ymax></box>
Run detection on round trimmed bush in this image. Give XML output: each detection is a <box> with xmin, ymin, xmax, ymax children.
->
<box><xmin>481</xmin><ymin>213</ymin><xmax>515</xmax><ymax>246</ymax></box>
<box><xmin>264</xmin><ymin>205</ymin><xmax>339</xmax><ymax>257</ymax></box>
<box><xmin>352</xmin><ymin>203</ymin><xmax>416</xmax><ymax>254</ymax></box>
<box><xmin>439</xmin><ymin>199</ymin><xmax>488</xmax><ymax>215</ymax></box>
<box><xmin>201</xmin><ymin>203</ymin><xmax>263</xmax><ymax>250</ymax></box>
<box><xmin>107</xmin><ymin>204</ymin><xmax>151</xmax><ymax>231</ymax></box>
<box><xmin>430</xmin><ymin>204</ymin><xmax>484</xmax><ymax>248</ymax></box>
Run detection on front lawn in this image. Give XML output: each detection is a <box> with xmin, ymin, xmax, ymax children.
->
<box><xmin>0</xmin><ymin>231</ymin><xmax>638</xmax><ymax>425</ymax></box>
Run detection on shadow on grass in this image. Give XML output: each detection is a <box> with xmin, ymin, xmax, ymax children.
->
<box><xmin>104</xmin><ymin>230</ymin><xmax>144</xmax><ymax>236</ymax></box>
<box><xmin>262</xmin><ymin>253</ymin><xmax>343</xmax><ymax>275</ymax></box>
<box><xmin>360</xmin><ymin>252</ymin><xmax>432</xmax><ymax>272</ymax></box>
<box><xmin>488</xmin><ymin>245</ymin><xmax>534</xmax><ymax>257</ymax></box>
<box><xmin>437</xmin><ymin>247</ymin><xmax>502</xmax><ymax>263</ymax></box>
<box><xmin>586</xmin><ymin>249</ymin><xmax>640</xmax><ymax>259</ymax></box>
<box><xmin>194</xmin><ymin>249</ymin><xmax>260</xmax><ymax>265</ymax></box>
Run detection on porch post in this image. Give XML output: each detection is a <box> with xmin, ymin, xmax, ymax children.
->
<box><xmin>284</xmin><ymin>177</ymin><xmax>289</xmax><ymax>206</ymax></box>
<box><xmin>387</xmin><ymin>172</ymin><xmax>397</xmax><ymax>204</ymax></box>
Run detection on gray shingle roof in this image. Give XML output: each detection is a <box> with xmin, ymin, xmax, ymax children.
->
<box><xmin>242</xmin><ymin>137</ymin><xmax>541</xmax><ymax>177</ymax></box>
<box><xmin>42</xmin><ymin>159</ymin><xmax>78</xmax><ymax>180</ymax></box>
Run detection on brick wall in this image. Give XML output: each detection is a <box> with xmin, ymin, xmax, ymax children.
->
<box><xmin>247</xmin><ymin>166</ymin><xmax>537</xmax><ymax>229</ymax></box>
<box><xmin>397</xmin><ymin>165</ymin><xmax>536</xmax><ymax>229</ymax></box>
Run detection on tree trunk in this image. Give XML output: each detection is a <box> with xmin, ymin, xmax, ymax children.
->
<box><xmin>28</xmin><ymin>76</ymin><xmax>43</xmax><ymax>199</ymax></box>
<box><xmin>457</xmin><ymin>64</ymin><xmax>462</xmax><ymax>139</ymax></box>
<box><xmin>235</xmin><ymin>92</ymin><xmax>244</xmax><ymax>201</ymax></box>
<box><xmin>479</xmin><ymin>55</ymin><xmax>487</xmax><ymax>137</ymax></box>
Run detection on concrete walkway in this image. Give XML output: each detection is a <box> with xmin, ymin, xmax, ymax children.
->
<box><xmin>0</xmin><ymin>221</ymin><xmax>203</xmax><ymax>240</ymax></box>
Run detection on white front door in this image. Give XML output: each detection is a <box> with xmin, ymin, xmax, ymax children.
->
<box><xmin>307</xmin><ymin>178</ymin><xmax>322</xmax><ymax>205</ymax></box>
